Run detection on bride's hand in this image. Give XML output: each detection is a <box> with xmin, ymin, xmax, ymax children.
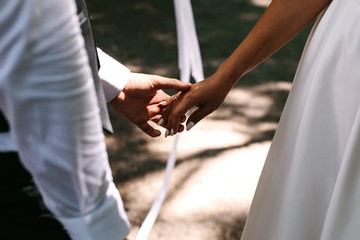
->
<box><xmin>162</xmin><ymin>73</ymin><xmax>231</xmax><ymax>136</ymax></box>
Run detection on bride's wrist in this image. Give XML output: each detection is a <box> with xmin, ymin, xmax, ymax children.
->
<box><xmin>215</xmin><ymin>61</ymin><xmax>245</xmax><ymax>90</ymax></box>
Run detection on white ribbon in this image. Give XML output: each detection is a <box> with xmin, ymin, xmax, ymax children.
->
<box><xmin>135</xmin><ymin>0</ymin><xmax>203</xmax><ymax>239</ymax></box>
<box><xmin>174</xmin><ymin>0</ymin><xmax>204</xmax><ymax>83</ymax></box>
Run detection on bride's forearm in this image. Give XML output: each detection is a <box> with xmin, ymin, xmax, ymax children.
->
<box><xmin>216</xmin><ymin>0</ymin><xmax>332</xmax><ymax>87</ymax></box>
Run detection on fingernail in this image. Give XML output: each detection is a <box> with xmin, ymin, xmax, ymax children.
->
<box><xmin>158</xmin><ymin>101</ymin><xmax>166</xmax><ymax>106</ymax></box>
<box><xmin>170</xmin><ymin>129</ymin><xmax>174</xmax><ymax>136</ymax></box>
<box><xmin>157</xmin><ymin>118</ymin><xmax>164</xmax><ymax>126</ymax></box>
<box><xmin>165</xmin><ymin>129</ymin><xmax>169</xmax><ymax>138</ymax></box>
<box><xmin>186</xmin><ymin>121</ymin><xmax>195</xmax><ymax>131</ymax></box>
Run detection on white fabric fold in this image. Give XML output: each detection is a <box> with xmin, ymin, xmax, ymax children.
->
<box><xmin>240</xmin><ymin>0</ymin><xmax>360</xmax><ymax>239</ymax></box>
<box><xmin>174</xmin><ymin>0</ymin><xmax>204</xmax><ymax>83</ymax></box>
<box><xmin>0</xmin><ymin>1</ymin><xmax>131</xmax><ymax>238</ymax></box>
<box><xmin>97</xmin><ymin>48</ymin><xmax>130</xmax><ymax>102</ymax></box>
<box><xmin>135</xmin><ymin>0</ymin><xmax>204</xmax><ymax>239</ymax></box>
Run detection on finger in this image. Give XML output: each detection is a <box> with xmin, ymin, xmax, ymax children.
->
<box><xmin>153</xmin><ymin>117</ymin><xmax>184</xmax><ymax>131</ymax></box>
<box><xmin>148</xmin><ymin>95</ymin><xmax>179</xmax><ymax>118</ymax></box>
<box><xmin>150</xmin><ymin>115</ymin><xmax>163</xmax><ymax>124</ymax></box>
<box><xmin>150</xmin><ymin>114</ymin><xmax>186</xmax><ymax>126</ymax></box>
<box><xmin>166</xmin><ymin>124</ymin><xmax>184</xmax><ymax>135</ymax></box>
<box><xmin>165</xmin><ymin>98</ymin><xmax>182</xmax><ymax>134</ymax></box>
<box><xmin>158</xmin><ymin>93</ymin><xmax>180</xmax><ymax>108</ymax></box>
<box><xmin>168</xmin><ymin>115</ymin><xmax>186</xmax><ymax>134</ymax></box>
<box><xmin>150</xmin><ymin>90</ymin><xmax>170</xmax><ymax>106</ymax></box>
<box><xmin>147</xmin><ymin>104</ymin><xmax>162</xmax><ymax>118</ymax></box>
<box><xmin>158</xmin><ymin>100</ymin><xmax>168</xmax><ymax>108</ymax></box>
<box><xmin>180</xmin><ymin>115</ymin><xmax>186</xmax><ymax>123</ymax></box>
<box><xmin>160</xmin><ymin>93</ymin><xmax>181</xmax><ymax>126</ymax></box>
<box><xmin>152</xmin><ymin>76</ymin><xmax>192</xmax><ymax>91</ymax></box>
<box><xmin>138</xmin><ymin>122</ymin><xmax>161</xmax><ymax>138</ymax></box>
<box><xmin>170</xmin><ymin>114</ymin><xmax>181</xmax><ymax>136</ymax></box>
<box><xmin>167</xmin><ymin>94</ymin><xmax>197</xmax><ymax>134</ymax></box>
<box><xmin>177</xmin><ymin>124</ymin><xmax>185</xmax><ymax>133</ymax></box>
<box><xmin>150</xmin><ymin>115</ymin><xmax>170</xmax><ymax>129</ymax></box>
<box><xmin>186</xmin><ymin>106</ymin><xmax>213</xmax><ymax>131</ymax></box>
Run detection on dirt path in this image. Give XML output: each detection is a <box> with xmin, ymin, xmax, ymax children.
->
<box><xmin>106</xmin><ymin>82</ymin><xmax>291</xmax><ymax>239</ymax></box>
<box><xmin>88</xmin><ymin>0</ymin><xmax>312</xmax><ymax>238</ymax></box>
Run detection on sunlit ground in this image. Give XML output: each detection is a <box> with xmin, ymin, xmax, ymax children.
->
<box><xmin>106</xmin><ymin>81</ymin><xmax>291</xmax><ymax>239</ymax></box>
<box><xmin>87</xmin><ymin>0</ymin><xmax>313</xmax><ymax>238</ymax></box>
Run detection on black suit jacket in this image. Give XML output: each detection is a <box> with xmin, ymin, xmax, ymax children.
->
<box><xmin>75</xmin><ymin>0</ymin><xmax>113</xmax><ymax>133</ymax></box>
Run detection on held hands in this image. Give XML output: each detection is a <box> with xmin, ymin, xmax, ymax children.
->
<box><xmin>161</xmin><ymin>72</ymin><xmax>232</xmax><ymax>136</ymax></box>
<box><xmin>110</xmin><ymin>73</ymin><xmax>191</xmax><ymax>137</ymax></box>
<box><xmin>111</xmin><ymin>71</ymin><xmax>231</xmax><ymax>138</ymax></box>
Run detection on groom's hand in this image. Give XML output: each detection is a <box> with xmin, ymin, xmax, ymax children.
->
<box><xmin>110</xmin><ymin>73</ymin><xmax>191</xmax><ymax>137</ymax></box>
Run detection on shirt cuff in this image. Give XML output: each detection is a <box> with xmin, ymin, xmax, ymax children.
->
<box><xmin>0</xmin><ymin>133</ymin><xmax>17</xmax><ymax>152</ymax></box>
<box><xmin>97</xmin><ymin>48</ymin><xmax>130</xmax><ymax>102</ymax></box>
<box><xmin>59</xmin><ymin>183</ymin><xmax>130</xmax><ymax>240</ymax></box>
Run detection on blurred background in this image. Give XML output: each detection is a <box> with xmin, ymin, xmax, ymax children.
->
<box><xmin>87</xmin><ymin>0</ymin><xmax>313</xmax><ymax>239</ymax></box>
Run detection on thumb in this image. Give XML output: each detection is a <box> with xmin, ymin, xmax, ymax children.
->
<box><xmin>153</xmin><ymin>76</ymin><xmax>192</xmax><ymax>91</ymax></box>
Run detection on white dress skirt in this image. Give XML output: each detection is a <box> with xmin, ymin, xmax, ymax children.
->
<box><xmin>240</xmin><ymin>0</ymin><xmax>360</xmax><ymax>239</ymax></box>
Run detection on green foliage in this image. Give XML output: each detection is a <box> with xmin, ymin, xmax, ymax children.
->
<box><xmin>87</xmin><ymin>0</ymin><xmax>313</xmax><ymax>83</ymax></box>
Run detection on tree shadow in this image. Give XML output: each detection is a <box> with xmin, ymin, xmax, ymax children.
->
<box><xmin>87</xmin><ymin>0</ymin><xmax>314</xmax><ymax>238</ymax></box>
<box><xmin>106</xmin><ymin>82</ymin><xmax>289</xmax><ymax>183</ymax></box>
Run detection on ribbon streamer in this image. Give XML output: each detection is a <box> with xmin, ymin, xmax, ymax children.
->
<box><xmin>174</xmin><ymin>0</ymin><xmax>204</xmax><ymax>83</ymax></box>
<box><xmin>135</xmin><ymin>0</ymin><xmax>203</xmax><ymax>239</ymax></box>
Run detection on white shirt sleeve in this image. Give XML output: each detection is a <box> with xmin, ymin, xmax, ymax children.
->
<box><xmin>0</xmin><ymin>1</ymin><xmax>130</xmax><ymax>239</ymax></box>
<box><xmin>97</xmin><ymin>48</ymin><xmax>130</xmax><ymax>102</ymax></box>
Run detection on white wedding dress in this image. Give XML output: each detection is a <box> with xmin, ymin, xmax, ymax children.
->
<box><xmin>240</xmin><ymin>0</ymin><xmax>360</xmax><ymax>239</ymax></box>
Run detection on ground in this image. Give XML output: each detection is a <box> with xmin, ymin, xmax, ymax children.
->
<box><xmin>88</xmin><ymin>0</ymin><xmax>314</xmax><ymax>239</ymax></box>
